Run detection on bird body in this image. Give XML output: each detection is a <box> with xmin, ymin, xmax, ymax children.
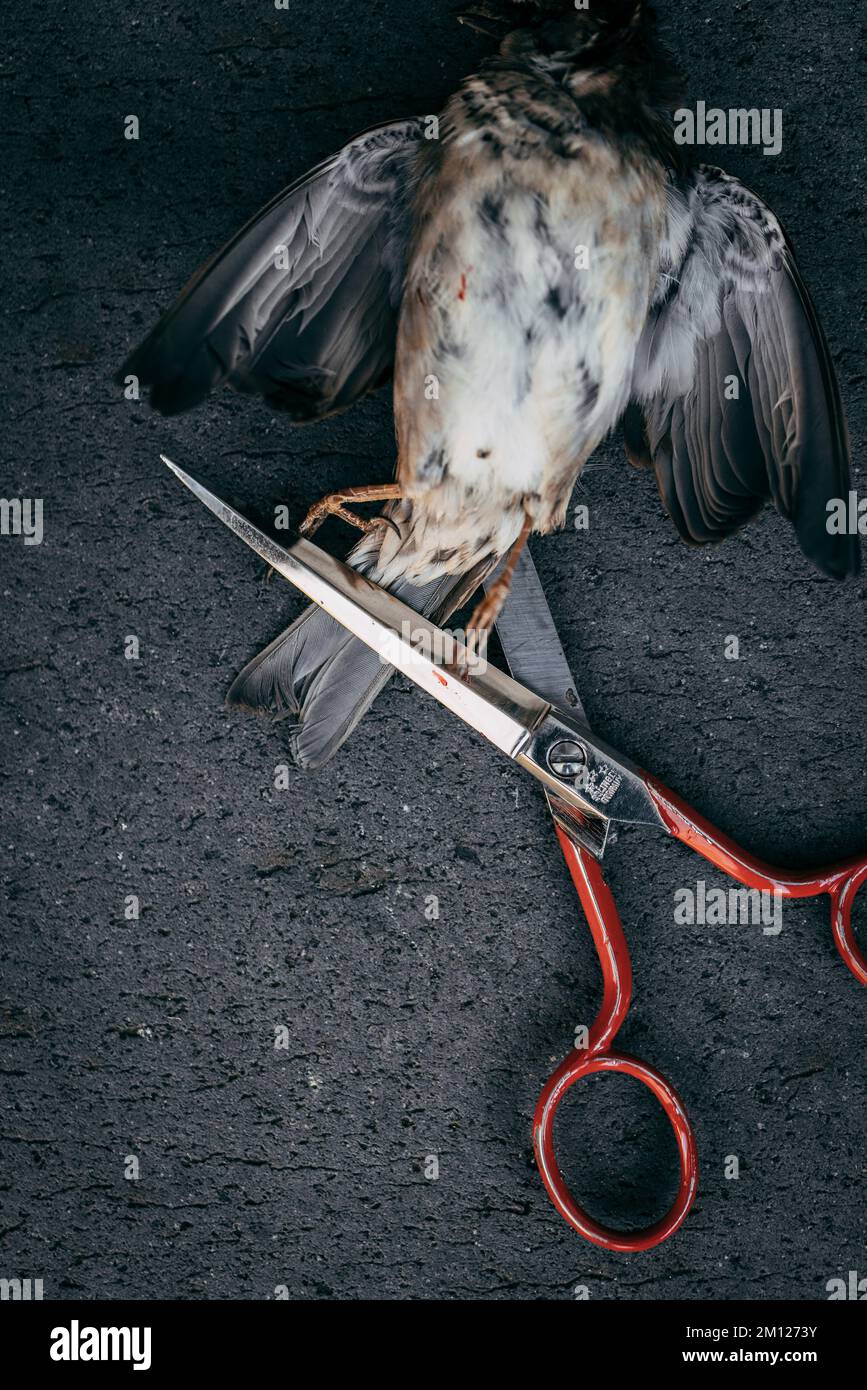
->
<box><xmin>374</xmin><ymin>8</ymin><xmax>678</xmax><ymax>587</ymax></box>
<box><xmin>387</xmin><ymin>97</ymin><xmax>668</xmax><ymax>585</ymax></box>
<box><xmin>120</xmin><ymin>0</ymin><xmax>858</xmax><ymax>768</ymax></box>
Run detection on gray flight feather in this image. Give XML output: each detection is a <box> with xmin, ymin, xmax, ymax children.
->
<box><xmin>629</xmin><ymin>166</ymin><xmax>858</xmax><ymax>580</ymax></box>
<box><xmin>117</xmin><ymin>120</ymin><xmax>424</xmax><ymax>419</ymax></box>
<box><xmin>227</xmin><ymin>545</ymin><xmax>496</xmax><ymax>771</ymax></box>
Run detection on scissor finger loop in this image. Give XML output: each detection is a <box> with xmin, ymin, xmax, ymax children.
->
<box><xmin>535</xmin><ymin>827</ymin><xmax>700</xmax><ymax>1252</ymax></box>
<box><xmin>534</xmin><ymin>1048</ymin><xmax>699</xmax><ymax>1253</ymax></box>
<box><xmin>830</xmin><ymin>864</ymin><xmax>867</xmax><ymax>987</ymax></box>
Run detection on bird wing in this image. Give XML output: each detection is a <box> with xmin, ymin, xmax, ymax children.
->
<box><xmin>628</xmin><ymin>165</ymin><xmax>858</xmax><ymax>579</ymax></box>
<box><xmin>117</xmin><ymin>120</ymin><xmax>424</xmax><ymax>419</ymax></box>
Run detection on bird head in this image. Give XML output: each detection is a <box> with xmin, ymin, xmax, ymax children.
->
<box><xmin>457</xmin><ymin>1</ymin><xmax>649</xmax><ymax>49</ymax></box>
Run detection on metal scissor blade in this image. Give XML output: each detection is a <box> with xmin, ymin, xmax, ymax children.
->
<box><xmin>162</xmin><ymin>456</ymin><xmax>547</xmax><ymax>758</ymax></box>
<box><xmin>491</xmin><ymin>549</ymin><xmax>588</xmax><ymax>724</ymax></box>
<box><xmin>489</xmin><ymin>551</ymin><xmax>607</xmax><ymax>848</ymax></box>
<box><xmin>163</xmin><ymin>457</ymin><xmax>666</xmax><ymax>846</ymax></box>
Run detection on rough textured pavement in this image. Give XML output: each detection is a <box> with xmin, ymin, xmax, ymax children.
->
<box><xmin>1</xmin><ymin>0</ymin><xmax>865</xmax><ymax>1301</ymax></box>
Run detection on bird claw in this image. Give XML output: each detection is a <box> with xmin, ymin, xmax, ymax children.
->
<box><xmin>368</xmin><ymin>513</ymin><xmax>402</xmax><ymax>540</ymax></box>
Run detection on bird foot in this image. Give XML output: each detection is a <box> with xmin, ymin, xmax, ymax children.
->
<box><xmin>299</xmin><ymin>485</ymin><xmax>403</xmax><ymax>540</ymax></box>
<box><xmin>457</xmin><ymin>584</ymin><xmax>507</xmax><ymax>675</ymax></box>
<box><xmin>456</xmin><ymin>509</ymin><xmax>533</xmax><ymax>676</ymax></box>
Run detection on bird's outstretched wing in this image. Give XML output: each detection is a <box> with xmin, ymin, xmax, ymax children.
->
<box><xmin>117</xmin><ymin>120</ymin><xmax>424</xmax><ymax>419</ymax></box>
<box><xmin>627</xmin><ymin>165</ymin><xmax>858</xmax><ymax>579</ymax></box>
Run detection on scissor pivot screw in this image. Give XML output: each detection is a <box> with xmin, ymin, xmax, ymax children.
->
<box><xmin>548</xmin><ymin>740</ymin><xmax>588</xmax><ymax>780</ymax></box>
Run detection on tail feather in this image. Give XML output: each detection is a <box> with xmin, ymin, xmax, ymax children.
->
<box><xmin>227</xmin><ymin>545</ymin><xmax>495</xmax><ymax>770</ymax></box>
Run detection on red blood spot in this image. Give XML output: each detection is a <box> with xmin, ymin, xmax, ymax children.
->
<box><xmin>458</xmin><ymin>272</ymin><xmax>468</xmax><ymax>301</ymax></box>
<box><xmin>435</xmin><ymin>673</ymin><xmax>448</xmax><ymax>687</ymax></box>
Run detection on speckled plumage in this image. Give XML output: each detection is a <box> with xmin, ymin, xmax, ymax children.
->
<box><xmin>120</xmin><ymin>0</ymin><xmax>856</xmax><ymax>768</ymax></box>
<box><xmin>379</xmin><ymin>26</ymin><xmax>673</xmax><ymax>587</ymax></box>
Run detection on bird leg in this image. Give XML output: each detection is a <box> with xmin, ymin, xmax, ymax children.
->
<box><xmin>463</xmin><ymin>509</ymin><xmax>533</xmax><ymax>668</ymax></box>
<box><xmin>299</xmin><ymin>484</ymin><xmax>403</xmax><ymax>539</ymax></box>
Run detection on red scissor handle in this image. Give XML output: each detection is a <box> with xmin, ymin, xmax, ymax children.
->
<box><xmin>533</xmin><ymin>827</ymin><xmax>699</xmax><ymax>1253</ymax></box>
<box><xmin>535</xmin><ymin>788</ymin><xmax>867</xmax><ymax>1255</ymax></box>
<box><xmin>646</xmin><ymin>778</ymin><xmax>867</xmax><ymax>988</ymax></box>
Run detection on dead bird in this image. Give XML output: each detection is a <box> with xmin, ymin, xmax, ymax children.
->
<box><xmin>119</xmin><ymin>0</ymin><xmax>857</xmax><ymax>768</ymax></box>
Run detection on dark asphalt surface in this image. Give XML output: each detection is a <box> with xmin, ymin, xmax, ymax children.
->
<box><xmin>2</xmin><ymin>1</ymin><xmax>865</xmax><ymax>1301</ymax></box>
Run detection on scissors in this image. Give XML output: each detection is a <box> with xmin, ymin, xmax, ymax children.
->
<box><xmin>163</xmin><ymin>456</ymin><xmax>867</xmax><ymax>1253</ymax></box>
